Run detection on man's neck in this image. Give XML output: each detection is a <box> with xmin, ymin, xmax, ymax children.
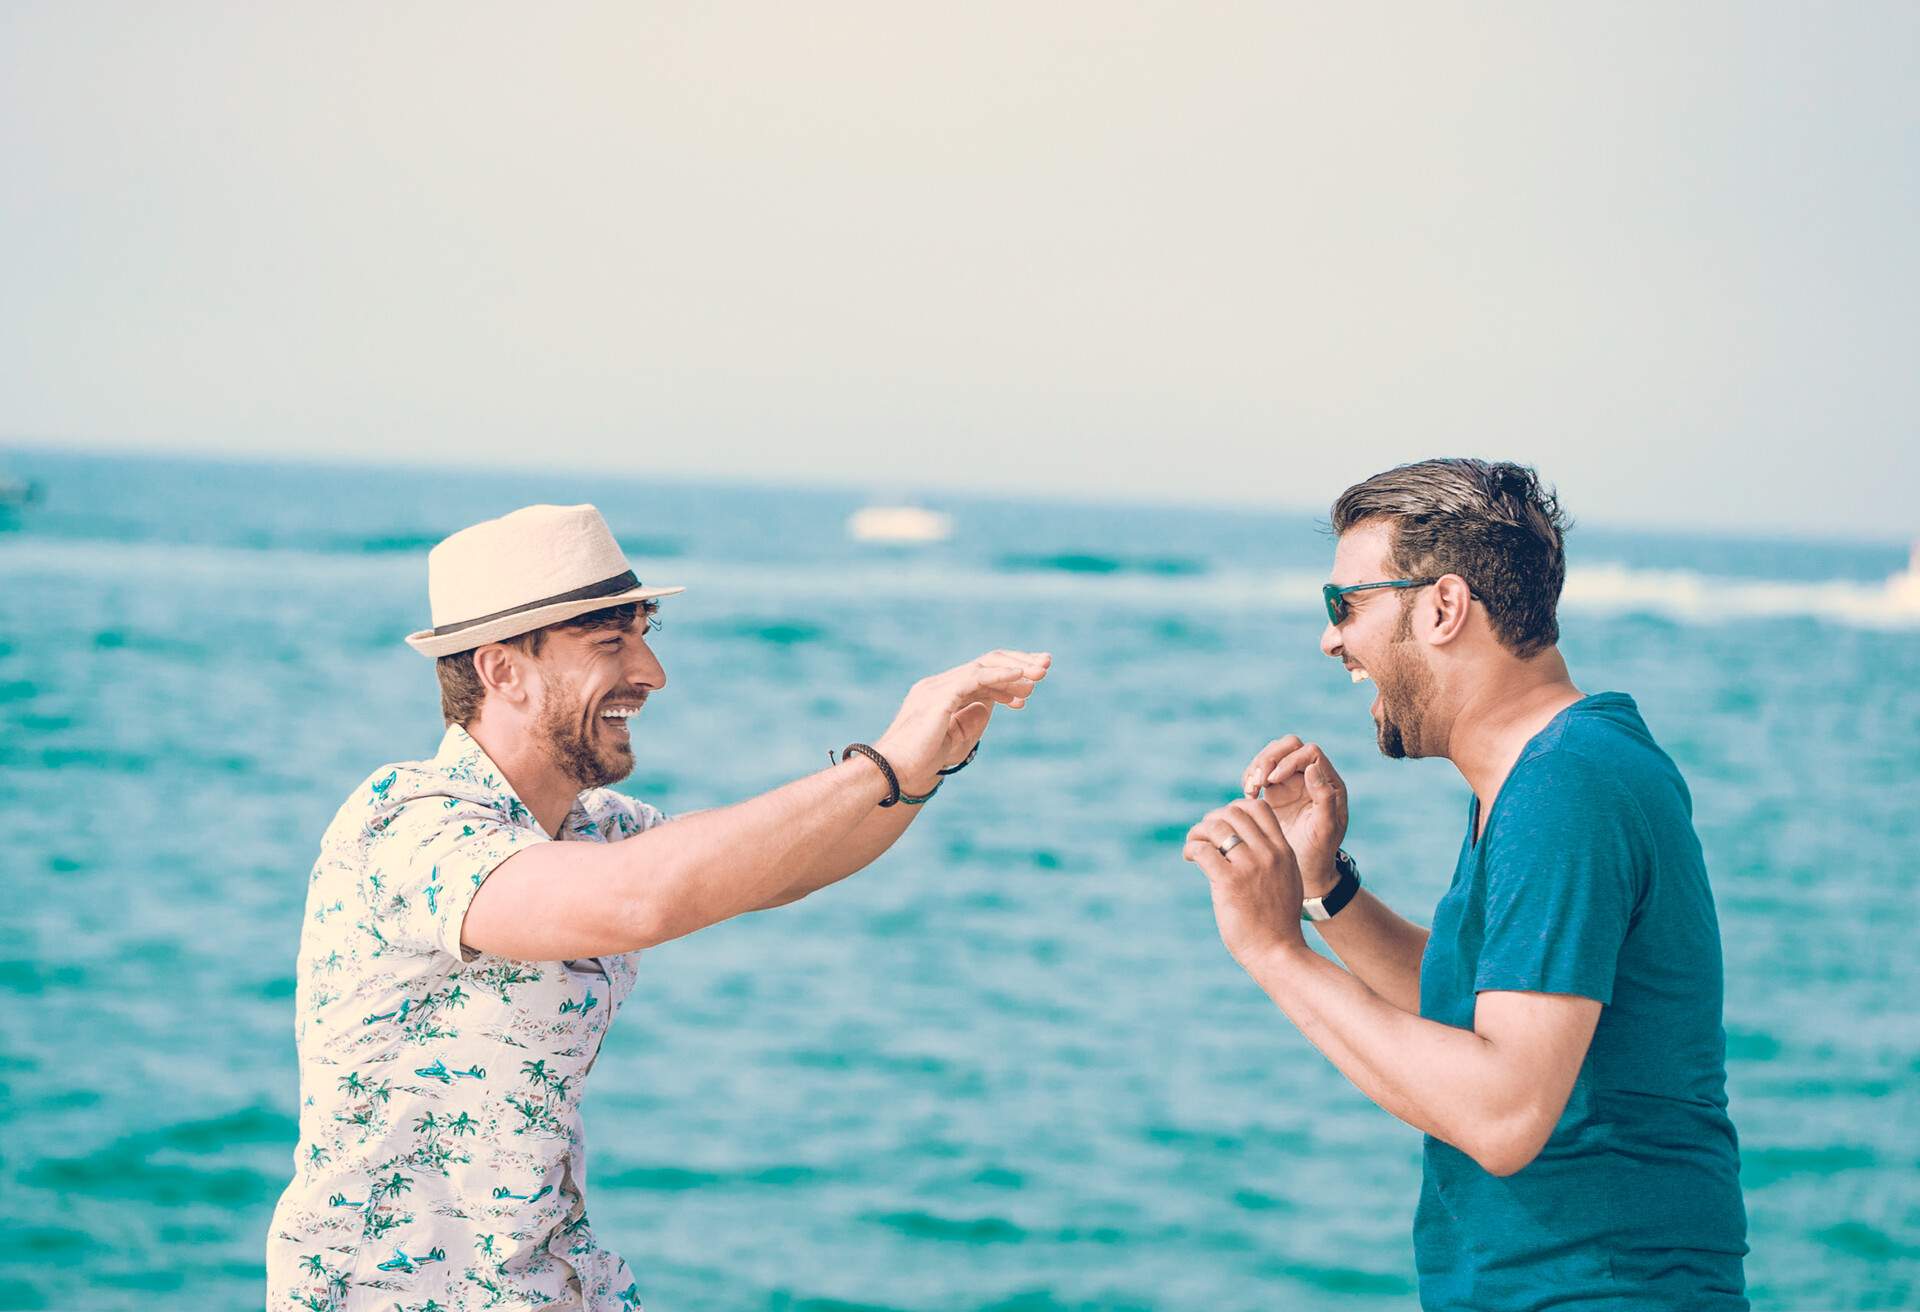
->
<box><xmin>464</xmin><ymin>717</ymin><xmax>580</xmax><ymax>838</ymax></box>
<box><xmin>1442</xmin><ymin>650</ymin><xmax>1585</xmax><ymax>823</ymax></box>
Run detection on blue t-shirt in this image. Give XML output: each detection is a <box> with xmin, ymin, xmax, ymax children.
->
<box><xmin>1414</xmin><ymin>692</ymin><xmax>1748</xmax><ymax>1311</ymax></box>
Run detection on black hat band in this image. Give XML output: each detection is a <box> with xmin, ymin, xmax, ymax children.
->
<box><xmin>429</xmin><ymin>570</ymin><xmax>641</xmax><ymax>638</ymax></box>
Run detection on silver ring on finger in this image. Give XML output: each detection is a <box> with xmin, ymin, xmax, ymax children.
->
<box><xmin>1217</xmin><ymin>833</ymin><xmax>1245</xmax><ymax>857</ymax></box>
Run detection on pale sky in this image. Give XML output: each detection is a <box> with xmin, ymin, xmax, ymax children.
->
<box><xmin>3</xmin><ymin>2</ymin><xmax>1915</xmax><ymax>536</ymax></box>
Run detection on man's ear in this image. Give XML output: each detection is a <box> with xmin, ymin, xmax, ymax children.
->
<box><xmin>1422</xmin><ymin>574</ymin><xmax>1475</xmax><ymax>646</ymax></box>
<box><xmin>472</xmin><ymin>643</ymin><xmax>532</xmax><ymax>708</ymax></box>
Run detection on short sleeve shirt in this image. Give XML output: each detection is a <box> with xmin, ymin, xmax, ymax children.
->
<box><xmin>265</xmin><ymin>726</ymin><xmax>667</xmax><ymax>1312</ymax></box>
<box><xmin>1413</xmin><ymin>693</ymin><xmax>1748</xmax><ymax>1311</ymax></box>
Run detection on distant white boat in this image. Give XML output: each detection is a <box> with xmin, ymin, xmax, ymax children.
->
<box><xmin>1888</xmin><ymin>540</ymin><xmax>1920</xmax><ymax>607</ymax></box>
<box><xmin>846</xmin><ymin>504</ymin><xmax>953</xmax><ymax>544</ymax></box>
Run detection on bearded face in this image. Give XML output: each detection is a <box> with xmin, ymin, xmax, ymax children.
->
<box><xmin>1372</xmin><ymin>599</ymin><xmax>1439</xmax><ymax>760</ymax></box>
<box><xmin>533</xmin><ymin>670</ymin><xmax>635</xmax><ymax>790</ymax></box>
<box><xmin>1322</xmin><ymin>522</ymin><xmax>1453</xmax><ymax>762</ymax></box>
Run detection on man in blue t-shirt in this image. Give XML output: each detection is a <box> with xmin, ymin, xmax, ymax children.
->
<box><xmin>1183</xmin><ymin>459</ymin><xmax>1747</xmax><ymax>1310</ymax></box>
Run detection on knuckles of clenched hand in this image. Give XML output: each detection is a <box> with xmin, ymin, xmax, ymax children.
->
<box><xmin>1181</xmin><ymin>794</ymin><xmax>1310</xmax><ymax>960</ymax></box>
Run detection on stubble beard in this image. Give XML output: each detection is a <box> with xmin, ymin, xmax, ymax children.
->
<box><xmin>535</xmin><ymin>676</ymin><xmax>633</xmax><ymax>791</ymax></box>
<box><xmin>1374</xmin><ymin>607</ymin><xmax>1437</xmax><ymax>761</ymax></box>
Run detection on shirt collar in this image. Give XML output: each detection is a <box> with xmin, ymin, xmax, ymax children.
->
<box><xmin>434</xmin><ymin>723</ymin><xmax>589</xmax><ymax>839</ymax></box>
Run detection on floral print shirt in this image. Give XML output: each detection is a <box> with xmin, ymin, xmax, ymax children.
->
<box><xmin>266</xmin><ymin>725</ymin><xmax>666</xmax><ymax>1311</ymax></box>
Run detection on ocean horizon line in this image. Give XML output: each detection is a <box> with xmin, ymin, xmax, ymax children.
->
<box><xmin>5</xmin><ymin>437</ymin><xmax>1912</xmax><ymax>552</ymax></box>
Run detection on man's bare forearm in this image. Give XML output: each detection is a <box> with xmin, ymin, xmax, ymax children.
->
<box><xmin>1242</xmin><ymin>941</ymin><xmax>1524</xmax><ymax>1166</ymax></box>
<box><xmin>754</xmin><ymin>802</ymin><xmax>924</xmax><ymax>908</ymax></box>
<box><xmin>465</xmin><ymin>650</ymin><xmax>1050</xmax><ymax>959</ymax></box>
<box><xmin>622</xmin><ymin>758</ymin><xmax>901</xmax><ymax>939</ymax></box>
<box><xmin>463</xmin><ymin>757</ymin><xmax>895</xmax><ymax>960</ymax></box>
<box><xmin>1186</xmin><ymin>795</ymin><xmax>1602</xmax><ymax>1180</ymax></box>
<box><xmin>1309</xmin><ymin>888</ymin><xmax>1429</xmax><ymax>1014</ymax></box>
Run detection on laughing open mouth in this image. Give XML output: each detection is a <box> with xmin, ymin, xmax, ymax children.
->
<box><xmin>598</xmin><ymin>702</ymin><xmax>644</xmax><ymax>735</ymax></box>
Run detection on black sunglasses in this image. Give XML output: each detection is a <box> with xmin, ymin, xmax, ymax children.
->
<box><xmin>1322</xmin><ymin>578</ymin><xmax>1440</xmax><ymax>625</ymax></box>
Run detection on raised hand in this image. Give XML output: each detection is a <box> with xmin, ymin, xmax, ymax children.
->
<box><xmin>874</xmin><ymin>650</ymin><xmax>1052</xmax><ymax>791</ymax></box>
<box><xmin>1182</xmin><ymin>799</ymin><xmax>1307</xmax><ymax>965</ymax></box>
<box><xmin>1241</xmin><ymin>736</ymin><xmax>1348</xmax><ymax>892</ymax></box>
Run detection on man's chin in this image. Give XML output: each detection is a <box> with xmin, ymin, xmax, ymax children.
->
<box><xmin>578</xmin><ymin>745</ymin><xmax>634</xmax><ymax>790</ymax></box>
<box><xmin>1375</xmin><ymin>709</ymin><xmax>1413</xmax><ymax>760</ymax></box>
<box><xmin>541</xmin><ymin>732</ymin><xmax>635</xmax><ymax>792</ymax></box>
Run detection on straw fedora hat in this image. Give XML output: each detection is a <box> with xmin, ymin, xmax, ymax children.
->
<box><xmin>405</xmin><ymin>504</ymin><xmax>685</xmax><ymax>658</ymax></box>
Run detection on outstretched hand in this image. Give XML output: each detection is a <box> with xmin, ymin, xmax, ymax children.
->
<box><xmin>875</xmin><ymin>649</ymin><xmax>1052</xmax><ymax>791</ymax></box>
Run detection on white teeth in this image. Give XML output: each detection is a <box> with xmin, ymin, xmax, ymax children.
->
<box><xmin>600</xmin><ymin>707</ymin><xmax>639</xmax><ymax>719</ymax></box>
<box><xmin>1350</xmin><ymin>669</ymin><xmax>1371</xmax><ymax>684</ymax></box>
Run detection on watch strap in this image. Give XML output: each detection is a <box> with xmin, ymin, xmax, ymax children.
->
<box><xmin>1301</xmin><ymin>849</ymin><xmax>1361</xmax><ymax>922</ymax></box>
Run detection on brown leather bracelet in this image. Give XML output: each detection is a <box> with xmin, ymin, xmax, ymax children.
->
<box><xmin>833</xmin><ymin>743</ymin><xmax>901</xmax><ymax>807</ymax></box>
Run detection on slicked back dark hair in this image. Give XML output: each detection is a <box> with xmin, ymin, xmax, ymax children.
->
<box><xmin>434</xmin><ymin>600</ymin><xmax>657</xmax><ymax>727</ymax></box>
<box><xmin>1330</xmin><ymin>459</ymin><xmax>1569</xmax><ymax>659</ymax></box>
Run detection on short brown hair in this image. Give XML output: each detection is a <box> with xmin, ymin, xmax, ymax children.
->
<box><xmin>1330</xmin><ymin>459</ymin><xmax>1569</xmax><ymax>659</ymax></box>
<box><xmin>434</xmin><ymin>600</ymin><xmax>657</xmax><ymax>727</ymax></box>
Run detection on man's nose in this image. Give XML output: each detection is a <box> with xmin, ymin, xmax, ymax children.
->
<box><xmin>629</xmin><ymin>642</ymin><xmax>666</xmax><ymax>693</ymax></box>
<box><xmin>1319</xmin><ymin>623</ymin><xmax>1344</xmax><ymax>661</ymax></box>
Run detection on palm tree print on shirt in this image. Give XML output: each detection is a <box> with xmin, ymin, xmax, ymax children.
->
<box><xmin>266</xmin><ymin>725</ymin><xmax>667</xmax><ymax>1311</ymax></box>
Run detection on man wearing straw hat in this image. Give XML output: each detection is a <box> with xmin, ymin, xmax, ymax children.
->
<box><xmin>265</xmin><ymin>503</ymin><xmax>1051</xmax><ymax>1312</ymax></box>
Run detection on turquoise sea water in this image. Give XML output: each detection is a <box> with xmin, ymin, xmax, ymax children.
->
<box><xmin>1</xmin><ymin>448</ymin><xmax>1916</xmax><ymax>1311</ymax></box>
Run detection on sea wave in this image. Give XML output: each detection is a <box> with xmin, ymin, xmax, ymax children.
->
<box><xmin>993</xmin><ymin>551</ymin><xmax>1209</xmax><ymax>577</ymax></box>
<box><xmin>1561</xmin><ymin>563</ymin><xmax>1920</xmax><ymax>630</ymax></box>
<box><xmin>4</xmin><ymin>538</ymin><xmax>1916</xmax><ymax>631</ymax></box>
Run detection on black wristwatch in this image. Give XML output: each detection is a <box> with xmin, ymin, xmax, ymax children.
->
<box><xmin>1301</xmin><ymin>849</ymin><xmax>1361</xmax><ymax>922</ymax></box>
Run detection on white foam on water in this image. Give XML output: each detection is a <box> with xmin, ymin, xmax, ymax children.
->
<box><xmin>697</xmin><ymin>559</ymin><xmax>1920</xmax><ymax>631</ymax></box>
<box><xmin>1562</xmin><ymin>563</ymin><xmax>1920</xmax><ymax>630</ymax></box>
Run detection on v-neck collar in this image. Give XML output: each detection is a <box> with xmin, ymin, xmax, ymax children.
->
<box><xmin>1467</xmin><ymin>693</ymin><xmax>1630</xmax><ymax>849</ymax></box>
